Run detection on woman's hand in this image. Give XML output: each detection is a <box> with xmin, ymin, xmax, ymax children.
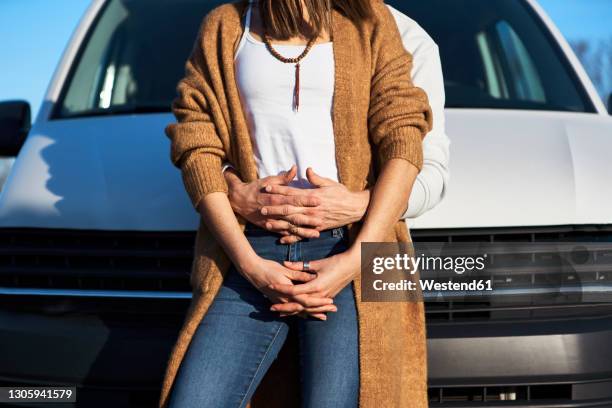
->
<box><xmin>267</xmin><ymin>249</ymin><xmax>360</xmax><ymax>314</ymax></box>
<box><xmin>239</xmin><ymin>256</ymin><xmax>338</xmax><ymax>320</ymax></box>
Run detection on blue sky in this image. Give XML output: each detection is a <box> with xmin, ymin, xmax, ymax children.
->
<box><xmin>539</xmin><ymin>0</ymin><xmax>611</xmax><ymax>42</ymax></box>
<box><xmin>0</xmin><ymin>0</ymin><xmax>610</xmax><ymax>118</ymax></box>
<box><xmin>0</xmin><ymin>0</ymin><xmax>90</xmax><ymax>119</ymax></box>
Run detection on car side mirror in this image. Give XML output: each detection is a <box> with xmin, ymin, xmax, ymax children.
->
<box><xmin>608</xmin><ymin>93</ymin><xmax>612</xmax><ymax>115</ymax></box>
<box><xmin>0</xmin><ymin>100</ymin><xmax>31</xmax><ymax>157</ymax></box>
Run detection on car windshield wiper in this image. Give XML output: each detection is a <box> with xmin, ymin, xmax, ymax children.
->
<box><xmin>61</xmin><ymin>103</ymin><xmax>171</xmax><ymax>119</ymax></box>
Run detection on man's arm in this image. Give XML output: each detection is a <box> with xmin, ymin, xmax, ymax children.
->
<box><xmin>388</xmin><ymin>4</ymin><xmax>450</xmax><ymax>218</ymax></box>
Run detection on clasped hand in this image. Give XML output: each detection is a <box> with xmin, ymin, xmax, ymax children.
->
<box><xmin>241</xmin><ymin>250</ymin><xmax>358</xmax><ymax>321</ymax></box>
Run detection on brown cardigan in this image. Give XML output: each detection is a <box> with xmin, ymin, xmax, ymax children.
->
<box><xmin>160</xmin><ymin>1</ymin><xmax>433</xmax><ymax>407</ymax></box>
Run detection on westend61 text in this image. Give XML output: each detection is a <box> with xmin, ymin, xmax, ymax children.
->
<box><xmin>372</xmin><ymin>279</ymin><xmax>493</xmax><ymax>292</ymax></box>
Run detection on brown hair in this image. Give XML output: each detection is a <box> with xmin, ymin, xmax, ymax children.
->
<box><xmin>257</xmin><ymin>0</ymin><xmax>374</xmax><ymax>40</ymax></box>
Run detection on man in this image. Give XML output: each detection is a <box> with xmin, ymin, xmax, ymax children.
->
<box><xmin>222</xmin><ymin>5</ymin><xmax>450</xmax><ymax>241</ymax></box>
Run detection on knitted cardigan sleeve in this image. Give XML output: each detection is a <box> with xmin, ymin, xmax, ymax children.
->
<box><xmin>164</xmin><ymin>9</ymin><xmax>229</xmax><ymax>211</ymax></box>
<box><xmin>367</xmin><ymin>2</ymin><xmax>433</xmax><ymax>172</ymax></box>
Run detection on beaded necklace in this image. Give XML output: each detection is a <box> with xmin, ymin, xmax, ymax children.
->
<box><xmin>261</xmin><ymin>13</ymin><xmax>324</xmax><ymax>112</ymax></box>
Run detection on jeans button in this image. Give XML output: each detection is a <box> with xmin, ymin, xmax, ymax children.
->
<box><xmin>332</xmin><ymin>227</ymin><xmax>344</xmax><ymax>238</ymax></box>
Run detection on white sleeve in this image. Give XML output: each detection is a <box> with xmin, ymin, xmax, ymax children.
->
<box><xmin>388</xmin><ymin>5</ymin><xmax>451</xmax><ymax>219</ymax></box>
<box><xmin>402</xmin><ymin>45</ymin><xmax>450</xmax><ymax>219</ymax></box>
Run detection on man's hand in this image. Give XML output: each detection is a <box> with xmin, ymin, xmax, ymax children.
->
<box><xmin>262</xmin><ymin>168</ymin><xmax>370</xmax><ymax>243</ymax></box>
<box><xmin>226</xmin><ymin>165</ymin><xmax>322</xmax><ymax>239</ymax></box>
<box><xmin>225</xmin><ymin>166</ymin><xmax>370</xmax><ymax>243</ymax></box>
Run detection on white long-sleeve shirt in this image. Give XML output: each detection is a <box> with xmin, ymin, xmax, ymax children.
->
<box><xmin>388</xmin><ymin>5</ymin><xmax>451</xmax><ymax>219</ymax></box>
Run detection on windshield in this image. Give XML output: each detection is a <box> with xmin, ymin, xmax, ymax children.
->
<box><xmin>389</xmin><ymin>0</ymin><xmax>594</xmax><ymax>112</ymax></box>
<box><xmin>54</xmin><ymin>0</ymin><xmax>594</xmax><ymax>119</ymax></box>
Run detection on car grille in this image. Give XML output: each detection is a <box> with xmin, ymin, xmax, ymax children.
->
<box><xmin>412</xmin><ymin>225</ymin><xmax>612</xmax><ymax>321</ymax></box>
<box><xmin>0</xmin><ymin>228</ymin><xmax>194</xmax><ymax>293</ymax></box>
<box><xmin>428</xmin><ymin>384</ymin><xmax>574</xmax><ymax>403</ymax></box>
<box><xmin>1</xmin><ymin>225</ymin><xmax>612</xmax><ymax>320</ymax></box>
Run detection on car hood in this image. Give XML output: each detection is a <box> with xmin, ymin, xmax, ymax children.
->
<box><xmin>0</xmin><ymin>110</ymin><xmax>611</xmax><ymax>231</ymax></box>
<box><xmin>0</xmin><ymin>113</ymin><xmax>198</xmax><ymax>230</ymax></box>
<box><xmin>411</xmin><ymin>109</ymin><xmax>612</xmax><ymax>229</ymax></box>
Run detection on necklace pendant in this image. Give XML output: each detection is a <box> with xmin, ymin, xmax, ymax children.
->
<box><xmin>262</xmin><ymin>31</ymin><xmax>316</xmax><ymax>112</ymax></box>
<box><xmin>293</xmin><ymin>62</ymin><xmax>301</xmax><ymax>112</ymax></box>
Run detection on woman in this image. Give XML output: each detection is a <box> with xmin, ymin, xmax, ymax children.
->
<box><xmin>160</xmin><ymin>0</ymin><xmax>432</xmax><ymax>407</ymax></box>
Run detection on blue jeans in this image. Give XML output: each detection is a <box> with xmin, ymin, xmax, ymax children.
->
<box><xmin>169</xmin><ymin>224</ymin><xmax>359</xmax><ymax>408</ymax></box>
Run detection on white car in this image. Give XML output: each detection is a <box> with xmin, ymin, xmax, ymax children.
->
<box><xmin>0</xmin><ymin>0</ymin><xmax>611</xmax><ymax>405</ymax></box>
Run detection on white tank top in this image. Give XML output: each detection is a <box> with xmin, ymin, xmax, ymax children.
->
<box><xmin>234</xmin><ymin>1</ymin><xmax>338</xmax><ymax>188</ymax></box>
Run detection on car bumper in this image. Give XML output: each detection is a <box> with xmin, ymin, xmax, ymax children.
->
<box><xmin>427</xmin><ymin>315</ymin><xmax>612</xmax><ymax>406</ymax></box>
<box><xmin>2</xmin><ymin>294</ymin><xmax>612</xmax><ymax>407</ymax></box>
